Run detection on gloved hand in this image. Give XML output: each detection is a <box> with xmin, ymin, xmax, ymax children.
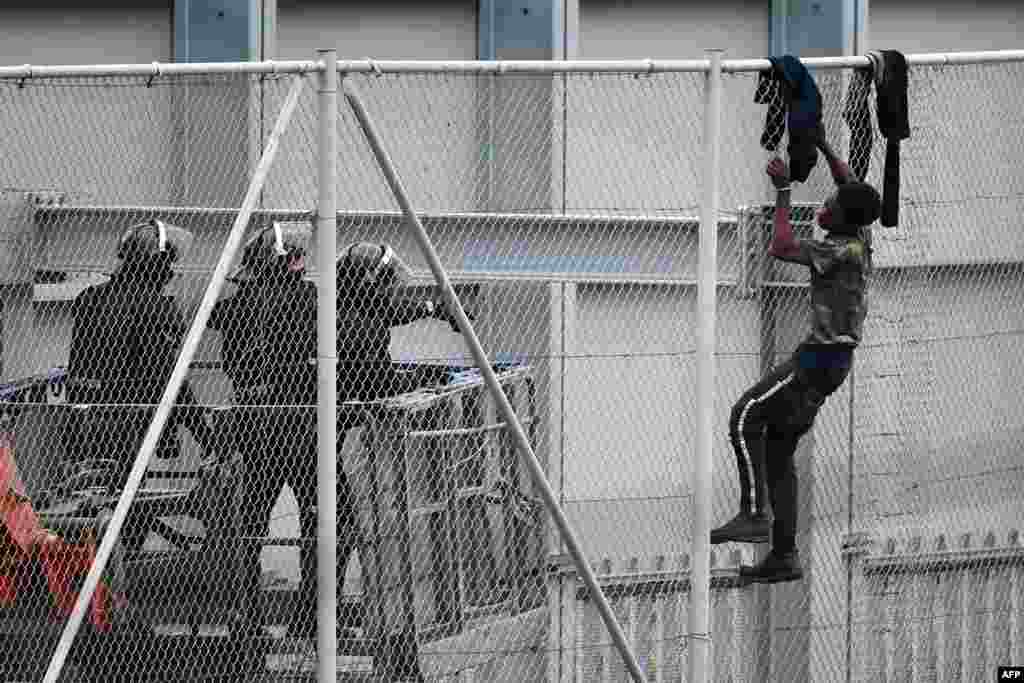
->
<box><xmin>429</xmin><ymin>298</ymin><xmax>475</xmax><ymax>334</ymax></box>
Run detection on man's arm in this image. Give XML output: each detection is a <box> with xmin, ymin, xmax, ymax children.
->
<box><xmin>817</xmin><ymin>136</ymin><xmax>856</xmax><ymax>186</ymax></box>
<box><xmin>384</xmin><ymin>294</ymin><xmax>471</xmax><ymax>333</ymax></box>
<box><xmin>765</xmin><ymin>158</ymin><xmax>805</xmax><ymax>263</ymax></box>
<box><xmin>384</xmin><ymin>298</ymin><xmax>438</xmax><ymax>328</ymax></box>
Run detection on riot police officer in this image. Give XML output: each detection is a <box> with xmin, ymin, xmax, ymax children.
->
<box><xmin>67</xmin><ymin>219</ymin><xmax>212</xmax><ymax>490</ymax></box>
<box><xmin>208</xmin><ymin>222</ymin><xmax>323</xmax><ymax>635</ymax></box>
<box><xmin>211</xmin><ymin>237</ymin><xmax>463</xmax><ymax>640</ymax></box>
<box><xmin>335</xmin><ymin>242</ymin><xmax>468</xmax><ymax>678</ymax></box>
<box><xmin>336</xmin><ymin>242</ymin><xmax>462</xmax><ymax>403</ymax></box>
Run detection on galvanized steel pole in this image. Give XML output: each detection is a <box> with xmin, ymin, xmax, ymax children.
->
<box><xmin>689</xmin><ymin>48</ymin><xmax>723</xmax><ymax>683</ymax></box>
<box><xmin>315</xmin><ymin>47</ymin><xmax>339</xmax><ymax>683</ymax></box>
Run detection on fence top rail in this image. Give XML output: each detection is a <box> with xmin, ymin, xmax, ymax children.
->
<box><xmin>0</xmin><ymin>60</ymin><xmax>323</xmax><ymax>79</ymax></box>
<box><xmin>1</xmin><ymin>49</ymin><xmax>1023</xmax><ymax>79</ymax></box>
<box><xmin>336</xmin><ymin>50</ymin><xmax>1024</xmax><ymax>73</ymax></box>
<box><xmin>32</xmin><ymin>204</ymin><xmax>722</xmax><ymax>228</ymax></box>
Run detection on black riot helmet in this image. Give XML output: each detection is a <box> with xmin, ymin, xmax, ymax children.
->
<box><xmin>231</xmin><ymin>222</ymin><xmax>313</xmax><ymax>283</ymax></box>
<box><xmin>336</xmin><ymin>242</ymin><xmax>414</xmax><ymax>298</ymax></box>
<box><xmin>115</xmin><ymin>219</ymin><xmax>194</xmax><ymax>284</ymax></box>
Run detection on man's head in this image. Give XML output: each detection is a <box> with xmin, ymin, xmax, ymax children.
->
<box><xmin>233</xmin><ymin>222</ymin><xmax>312</xmax><ymax>284</ymax></box>
<box><xmin>816</xmin><ymin>182</ymin><xmax>882</xmax><ymax>236</ymax></box>
<box><xmin>115</xmin><ymin>219</ymin><xmax>194</xmax><ymax>286</ymax></box>
<box><xmin>336</xmin><ymin>242</ymin><xmax>413</xmax><ymax>301</ymax></box>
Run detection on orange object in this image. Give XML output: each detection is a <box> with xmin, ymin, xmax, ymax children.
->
<box><xmin>0</xmin><ymin>432</ymin><xmax>114</xmax><ymax>631</ymax></box>
<box><xmin>38</xmin><ymin>534</ymin><xmax>113</xmax><ymax>631</ymax></box>
<box><xmin>0</xmin><ymin>432</ymin><xmax>48</xmax><ymax>555</ymax></box>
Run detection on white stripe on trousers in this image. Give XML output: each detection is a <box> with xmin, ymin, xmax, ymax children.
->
<box><xmin>736</xmin><ymin>373</ymin><xmax>795</xmax><ymax>516</ymax></box>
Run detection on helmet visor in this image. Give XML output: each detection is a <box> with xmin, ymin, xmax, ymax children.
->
<box><xmin>231</xmin><ymin>221</ymin><xmax>313</xmax><ymax>281</ymax></box>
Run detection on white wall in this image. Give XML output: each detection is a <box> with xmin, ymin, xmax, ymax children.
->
<box><xmin>579</xmin><ymin>0</ymin><xmax>770</xmax><ymax>60</ymax></box>
<box><xmin>854</xmin><ymin>268</ymin><xmax>1024</xmax><ymax>540</ymax></box>
<box><xmin>563</xmin><ymin>282</ymin><xmax>764</xmax><ymax>558</ymax></box>
<box><xmin>0</xmin><ymin>2</ymin><xmax>178</xmax><ymax>207</ymax></box>
<box><xmin>569</xmin><ymin>0</ymin><xmax>771</xmax><ymax>215</ymax></box>
<box><xmin>572</xmin><ymin>0</ymin><xmax>1023</xmax><ymax>220</ymax></box>
<box><xmin>264</xmin><ymin>0</ymin><xmax>482</xmax><ymax>216</ymax></box>
<box><xmin>275</xmin><ymin>0</ymin><xmax>478</xmax><ymax>60</ymax></box>
<box><xmin>0</xmin><ymin>1</ymin><xmax>259</xmax><ymax>210</ymax></box>
<box><xmin>868</xmin><ymin>0</ymin><xmax>1023</xmax><ymax>53</ymax></box>
<box><xmin>864</xmin><ymin>1</ymin><xmax>1024</xmax><ymax>270</ymax></box>
<box><xmin>0</xmin><ymin>1</ymin><xmax>172</xmax><ymax>65</ymax></box>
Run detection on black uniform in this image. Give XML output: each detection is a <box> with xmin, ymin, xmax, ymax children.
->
<box><xmin>209</xmin><ymin>276</ymin><xmax>356</xmax><ymax>632</ymax></box>
<box><xmin>67</xmin><ymin>273</ymin><xmax>208</xmax><ymax>485</ymax></box>
<box><xmin>337</xmin><ymin>289</ymin><xmax>440</xmax><ymax>403</ymax></box>
<box><xmin>335</xmin><ymin>279</ymin><xmax>444</xmax><ymax>679</ymax></box>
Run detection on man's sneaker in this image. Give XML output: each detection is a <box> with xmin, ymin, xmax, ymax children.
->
<box><xmin>710</xmin><ymin>512</ymin><xmax>771</xmax><ymax>544</ymax></box>
<box><xmin>739</xmin><ymin>550</ymin><xmax>803</xmax><ymax>584</ymax></box>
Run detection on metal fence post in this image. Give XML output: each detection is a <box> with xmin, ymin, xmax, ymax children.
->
<box><xmin>689</xmin><ymin>47</ymin><xmax>723</xmax><ymax>683</ymax></box>
<box><xmin>315</xmin><ymin>47</ymin><xmax>339</xmax><ymax>683</ymax></box>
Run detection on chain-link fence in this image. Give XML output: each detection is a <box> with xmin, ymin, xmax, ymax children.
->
<box><xmin>1</xmin><ymin>51</ymin><xmax>1022</xmax><ymax>682</ymax></box>
<box><xmin>714</xmin><ymin>57</ymin><xmax>1024</xmax><ymax>683</ymax></box>
<box><xmin>0</xmin><ymin>69</ymin><xmax>329</xmax><ymax>681</ymax></box>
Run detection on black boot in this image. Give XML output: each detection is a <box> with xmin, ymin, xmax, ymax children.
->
<box><xmin>710</xmin><ymin>511</ymin><xmax>771</xmax><ymax>544</ymax></box>
<box><xmin>739</xmin><ymin>549</ymin><xmax>803</xmax><ymax>584</ymax></box>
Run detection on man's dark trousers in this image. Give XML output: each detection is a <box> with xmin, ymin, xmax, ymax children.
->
<box><xmin>728</xmin><ymin>344</ymin><xmax>853</xmax><ymax>551</ymax></box>
<box><xmin>236</xmin><ymin>405</ymin><xmax>360</xmax><ymax>632</ymax></box>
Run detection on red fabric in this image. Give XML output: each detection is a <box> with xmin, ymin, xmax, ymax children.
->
<box><xmin>1</xmin><ymin>434</ymin><xmax>114</xmax><ymax>631</ymax></box>
<box><xmin>0</xmin><ymin>433</ymin><xmax>47</xmax><ymax>555</ymax></box>
<box><xmin>0</xmin><ymin>573</ymin><xmax>15</xmax><ymax>605</ymax></box>
<box><xmin>38</xmin><ymin>536</ymin><xmax>113</xmax><ymax>632</ymax></box>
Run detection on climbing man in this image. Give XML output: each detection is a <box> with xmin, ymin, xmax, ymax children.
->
<box><xmin>709</xmin><ymin>134</ymin><xmax>881</xmax><ymax>584</ymax></box>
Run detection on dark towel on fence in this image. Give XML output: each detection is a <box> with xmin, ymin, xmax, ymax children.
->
<box><xmin>843</xmin><ymin>66</ymin><xmax>875</xmax><ymax>181</ymax></box>
<box><xmin>871</xmin><ymin>50</ymin><xmax>910</xmax><ymax>227</ymax></box>
<box><xmin>755</xmin><ymin>66</ymin><xmax>785</xmax><ymax>149</ymax></box>
<box><xmin>755</xmin><ymin>55</ymin><xmax>823</xmax><ymax>183</ymax></box>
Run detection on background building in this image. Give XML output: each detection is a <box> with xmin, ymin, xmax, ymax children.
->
<box><xmin>0</xmin><ymin>3</ymin><xmax>1021</xmax><ymax>681</ymax></box>
<box><xmin>0</xmin><ymin>1</ymin><xmax>1021</xmax><ymax>67</ymax></box>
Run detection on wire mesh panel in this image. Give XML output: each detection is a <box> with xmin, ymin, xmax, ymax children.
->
<box><xmin>717</xmin><ymin>57</ymin><xmax>1024</xmax><ymax>683</ymax></box>
<box><xmin>342</xmin><ymin>366</ymin><xmax>545</xmax><ymax>680</ymax></box>
<box><xmin>0</xmin><ymin>71</ymin><xmax>322</xmax><ymax>680</ymax></box>
<box><xmin>328</xmin><ymin>70</ymin><xmax>709</xmax><ymax>681</ymax></box>
<box><xmin>845</xmin><ymin>59</ymin><xmax>1024</xmax><ymax>683</ymax></box>
<box><xmin>1</xmin><ymin>51</ymin><xmax>1023</xmax><ymax>683</ymax></box>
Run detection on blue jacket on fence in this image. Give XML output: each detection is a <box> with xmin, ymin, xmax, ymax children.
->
<box><xmin>755</xmin><ymin>55</ymin><xmax>823</xmax><ymax>183</ymax></box>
